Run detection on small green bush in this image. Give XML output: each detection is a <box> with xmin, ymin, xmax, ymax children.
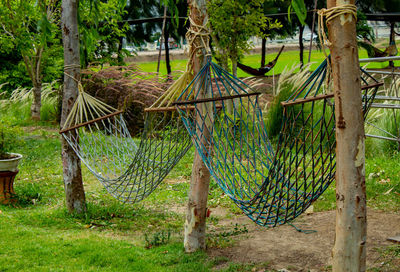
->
<box><xmin>0</xmin><ymin>119</ymin><xmax>23</xmax><ymax>159</ymax></box>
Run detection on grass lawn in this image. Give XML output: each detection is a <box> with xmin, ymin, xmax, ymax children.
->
<box><xmin>0</xmin><ymin>106</ymin><xmax>399</xmax><ymax>271</ymax></box>
<box><xmin>1</xmin><ymin>47</ymin><xmax>400</xmax><ymax>270</ymax></box>
<box><xmin>137</xmin><ymin>49</ymin><xmax>400</xmax><ymax>78</ymax></box>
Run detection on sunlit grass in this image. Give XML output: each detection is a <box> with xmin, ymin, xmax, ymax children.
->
<box><xmin>136</xmin><ymin>49</ymin><xmax>400</xmax><ymax>78</ymax></box>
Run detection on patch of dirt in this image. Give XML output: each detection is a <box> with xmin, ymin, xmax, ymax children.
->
<box><xmin>203</xmin><ymin>208</ymin><xmax>400</xmax><ymax>271</ymax></box>
<box><xmin>166</xmin><ymin>204</ymin><xmax>399</xmax><ymax>271</ymax></box>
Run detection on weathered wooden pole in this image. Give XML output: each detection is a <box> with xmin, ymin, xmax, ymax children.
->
<box><xmin>184</xmin><ymin>0</ymin><xmax>211</xmax><ymax>252</ymax></box>
<box><xmin>326</xmin><ymin>1</ymin><xmax>367</xmax><ymax>271</ymax></box>
<box><xmin>61</xmin><ymin>0</ymin><xmax>87</xmax><ymax>214</ymax></box>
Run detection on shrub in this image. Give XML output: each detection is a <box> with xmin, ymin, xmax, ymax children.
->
<box><xmin>263</xmin><ymin>63</ymin><xmax>313</xmax><ymax>140</ymax></box>
<box><xmin>0</xmin><ymin>119</ymin><xmax>23</xmax><ymax>159</ymax></box>
<box><xmin>0</xmin><ymin>81</ymin><xmax>61</xmax><ymax>123</ymax></box>
<box><xmin>82</xmin><ymin>64</ymin><xmax>175</xmax><ymax>136</ymax></box>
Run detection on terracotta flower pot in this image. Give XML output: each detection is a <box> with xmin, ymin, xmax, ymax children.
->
<box><xmin>0</xmin><ymin>170</ymin><xmax>19</xmax><ymax>204</ymax></box>
<box><xmin>0</xmin><ymin>153</ymin><xmax>22</xmax><ymax>204</ymax></box>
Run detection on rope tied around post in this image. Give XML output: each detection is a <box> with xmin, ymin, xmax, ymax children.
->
<box><xmin>318</xmin><ymin>4</ymin><xmax>357</xmax><ymax>57</ymax></box>
<box><xmin>186</xmin><ymin>17</ymin><xmax>212</xmax><ymax>68</ymax></box>
<box><xmin>150</xmin><ymin>16</ymin><xmax>211</xmax><ymax>109</ymax></box>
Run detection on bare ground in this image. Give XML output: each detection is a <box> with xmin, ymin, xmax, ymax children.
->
<box><xmin>206</xmin><ymin>208</ymin><xmax>400</xmax><ymax>271</ymax></box>
<box><xmin>168</xmin><ymin>204</ymin><xmax>400</xmax><ymax>271</ymax></box>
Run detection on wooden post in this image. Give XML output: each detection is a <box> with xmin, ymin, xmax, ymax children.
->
<box><xmin>184</xmin><ymin>0</ymin><xmax>211</xmax><ymax>253</ymax></box>
<box><xmin>61</xmin><ymin>0</ymin><xmax>86</xmax><ymax>214</ymax></box>
<box><xmin>327</xmin><ymin>1</ymin><xmax>367</xmax><ymax>271</ymax></box>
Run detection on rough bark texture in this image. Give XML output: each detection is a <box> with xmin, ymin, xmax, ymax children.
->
<box><xmin>327</xmin><ymin>1</ymin><xmax>367</xmax><ymax>271</ymax></box>
<box><xmin>184</xmin><ymin>0</ymin><xmax>211</xmax><ymax>253</ymax></box>
<box><xmin>22</xmin><ymin>48</ymin><xmax>44</xmax><ymax>120</ymax></box>
<box><xmin>61</xmin><ymin>0</ymin><xmax>86</xmax><ymax>214</ymax></box>
<box><xmin>31</xmin><ymin>84</ymin><xmax>42</xmax><ymax>120</ymax></box>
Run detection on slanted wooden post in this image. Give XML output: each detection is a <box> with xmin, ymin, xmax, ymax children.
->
<box><xmin>326</xmin><ymin>1</ymin><xmax>367</xmax><ymax>271</ymax></box>
<box><xmin>184</xmin><ymin>0</ymin><xmax>211</xmax><ymax>252</ymax></box>
<box><xmin>61</xmin><ymin>0</ymin><xmax>86</xmax><ymax>214</ymax></box>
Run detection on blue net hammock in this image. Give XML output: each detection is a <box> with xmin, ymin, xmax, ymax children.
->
<box><xmin>60</xmin><ymin>94</ymin><xmax>192</xmax><ymax>203</ymax></box>
<box><xmin>175</xmin><ymin>58</ymin><xmax>380</xmax><ymax>227</ymax></box>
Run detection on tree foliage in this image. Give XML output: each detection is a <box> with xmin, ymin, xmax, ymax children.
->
<box><xmin>208</xmin><ymin>0</ymin><xmax>281</xmax><ymax>75</ymax></box>
<box><xmin>78</xmin><ymin>0</ymin><xmax>129</xmax><ymax>67</ymax></box>
<box><xmin>0</xmin><ymin>0</ymin><xmax>60</xmax><ymax>119</ymax></box>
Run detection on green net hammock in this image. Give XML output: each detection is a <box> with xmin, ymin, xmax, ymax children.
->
<box><xmin>60</xmin><ymin>85</ymin><xmax>192</xmax><ymax>203</ymax></box>
<box><xmin>175</xmin><ymin>58</ymin><xmax>380</xmax><ymax>227</ymax></box>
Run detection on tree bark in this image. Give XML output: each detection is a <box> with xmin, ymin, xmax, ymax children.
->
<box><xmin>164</xmin><ymin>22</ymin><xmax>172</xmax><ymax>75</ymax></box>
<box><xmin>299</xmin><ymin>24</ymin><xmax>305</xmax><ymax>67</ymax></box>
<box><xmin>31</xmin><ymin>83</ymin><xmax>42</xmax><ymax>121</ymax></box>
<box><xmin>232</xmin><ymin>58</ymin><xmax>237</xmax><ymax>77</ymax></box>
<box><xmin>327</xmin><ymin>1</ymin><xmax>367</xmax><ymax>271</ymax></box>
<box><xmin>184</xmin><ymin>0</ymin><xmax>211</xmax><ymax>253</ymax></box>
<box><xmin>61</xmin><ymin>0</ymin><xmax>86</xmax><ymax>214</ymax></box>
<box><xmin>22</xmin><ymin>48</ymin><xmax>44</xmax><ymax>121</ymax></box>
<box><xmin>157</xmin><ymin>5</ymin><xmax>168</xmax><ymax>74</ymax></box>
<box><xmin>261</xmin><ymin>37</ymin><xmax>266</xmax><ymax>67</ymax></box>
<box><xmin>389</xmin><ymin>22</ymin><xmax>395</xmax><ymax>68</ymax></box>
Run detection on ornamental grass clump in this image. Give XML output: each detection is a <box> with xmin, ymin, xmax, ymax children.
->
<box><xmin>0</xmin><ymin>120</ymin><xmax>23</xmax><ymax>160</ymax></box>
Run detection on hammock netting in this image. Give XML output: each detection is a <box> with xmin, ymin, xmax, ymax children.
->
<box><xmin>175</xmin><ymin>58</ymin><xmax>379</xmax><ymax>227</ymax></box>
<box><xmin>60</xmin><ymin>98</ymin><xmax>192</xmax><ymax>203</ymax></box>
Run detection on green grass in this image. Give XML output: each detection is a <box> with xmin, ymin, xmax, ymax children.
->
<box><xmin>136</xmin><ymin>49</ymin><xmax>400</xmax><ymax>78</ymax></box>
<box><xmin>1</xmin><ymin>47</ymin><xmax>400</xmax><ymax>270</ymax></box>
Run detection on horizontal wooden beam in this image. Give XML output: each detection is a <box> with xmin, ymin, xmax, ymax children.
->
<box><xmin>281</xmin><ymin>82</ymin><xmax>383</xmax><ymax>107</ymax></box>
<box><xmin>59</xmin><ymin>110</ymin><xmax>124</xmax><ymax>134</ymax></box>
<box><xmin>144</xmin><ymin>104</ymin><xmax>222</xmax><ymax>112</ymax></box>
<box><xmin>173</xmin><ymin>92</ymin><xmax>261</xmax><ymax>106</ymax></box>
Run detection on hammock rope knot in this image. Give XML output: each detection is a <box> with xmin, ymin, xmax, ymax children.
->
<box><xmin>318</xmin><ymin>4</ymin><xmax>357</xmax><ymax>56</ymax></box>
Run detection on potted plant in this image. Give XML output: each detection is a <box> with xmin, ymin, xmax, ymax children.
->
<box><xmin>0</xmin><ymin>120</ymin><xmax>23</xmax><ymax>204</ymax></box>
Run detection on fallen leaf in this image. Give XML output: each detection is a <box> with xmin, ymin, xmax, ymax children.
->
<box><xmin>383</xmin><ymin>187</ymin><xmax>394</xmax><ymax>195</ymax></box>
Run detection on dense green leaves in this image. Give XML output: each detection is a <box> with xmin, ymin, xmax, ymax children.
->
<box><xmin>208</xmin><ymin>0</ymin><xmax>281</xmax><ymax>74</ymax></box>
<box><xmin>289</xmin><ymin>0</ymin><xmax>307</xmax><ymax>26</ymax></box>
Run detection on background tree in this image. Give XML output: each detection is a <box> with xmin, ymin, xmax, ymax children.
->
<box><xmin>261</xmin><ymin>0</ymin><xmax>297</xmax><ymax>67</ymax></box>
<box><xmin>208</xmin><ymin>0</ymin><xmax>270</xmax><ymax>76</ymax></box>
<box><xmin>154</xmin><ymin>0</ymin><xmax>188</xmax><ymax>75</ymax></box>
<box><xmin>78</xmin><ymin>0</ymin><xmax>128</xmax><ymax>67</ymax></box>
<box><xmin>0</xmin><ymin>0</ymin><xmax>59</xmax><ymax>120</ymax></box>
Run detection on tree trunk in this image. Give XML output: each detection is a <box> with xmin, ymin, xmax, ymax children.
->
<box><xmin>31</xmin><ymin>83</ymin><xmax>42</xmax><ymax>121</ymax></box>
<box><xmin>308</xmin><ymin>0</ymin><xmax>318</xmax><ymax>63</ymax></box>
<box><xmin>61</xmin><ymin>0</ymin><xmax>86</xmax><ymax>214</ymax></box>
<box><xmin>157</xmin><ymin>5</ymin><xmax>168</xmax><ymax>74</ymax></box>
<box><xmin>164</xmin><ymin>22</ymin><xmax>172</xmax><ymax>75</ymax></box>
<box><xmin>184</xmin><ymin>0</ymin><xmax>211</xmax><ymax>253</ymax></box>
<box><xmin>389</xmin><ymin>22</ymin><xmax>395</xmax><ymax>68</ymax></box>
<box><xmin>232</xmin><ymin>58</ymin><xmax>237</xmax><ymax>77</ymax></box>
<box><xmin>327</xmin><ymin>1</ymin><xmax>367</xmax><ymax>271</ymax></box>
<box><xmin>117</xmin><ymin>36</ymin><xmax>124</xmax><ymax>65</ymax></box>
<box><xmin>261</xmin><ymin>37</ymin><xmax>266</xmax><ymax>67</ymax></box>
<box><xmin>299</xmin><ymin>24</ymin><xmax>305</xmax><ymax>67</ymax></box>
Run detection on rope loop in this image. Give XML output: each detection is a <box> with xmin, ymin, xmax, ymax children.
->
<box><xmin>186</xmin><ymin>17</ymin><xmax>211</xmax><ymax>71</ymax></box>
<box><xmin>318</xmin><ymin>4</ymin><xmax>357</xmax><ymax>57</ymax></box>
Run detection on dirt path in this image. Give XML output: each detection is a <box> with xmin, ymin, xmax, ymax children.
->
<box><xmin>204</xmin><ymin>208</ymin><xmax>400</xmax><ymax>271</ymax></box>
<box><xmin>168</xmin><ymin>203</ymin><xmax>399</xmax><ymax>271</ymax></box>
